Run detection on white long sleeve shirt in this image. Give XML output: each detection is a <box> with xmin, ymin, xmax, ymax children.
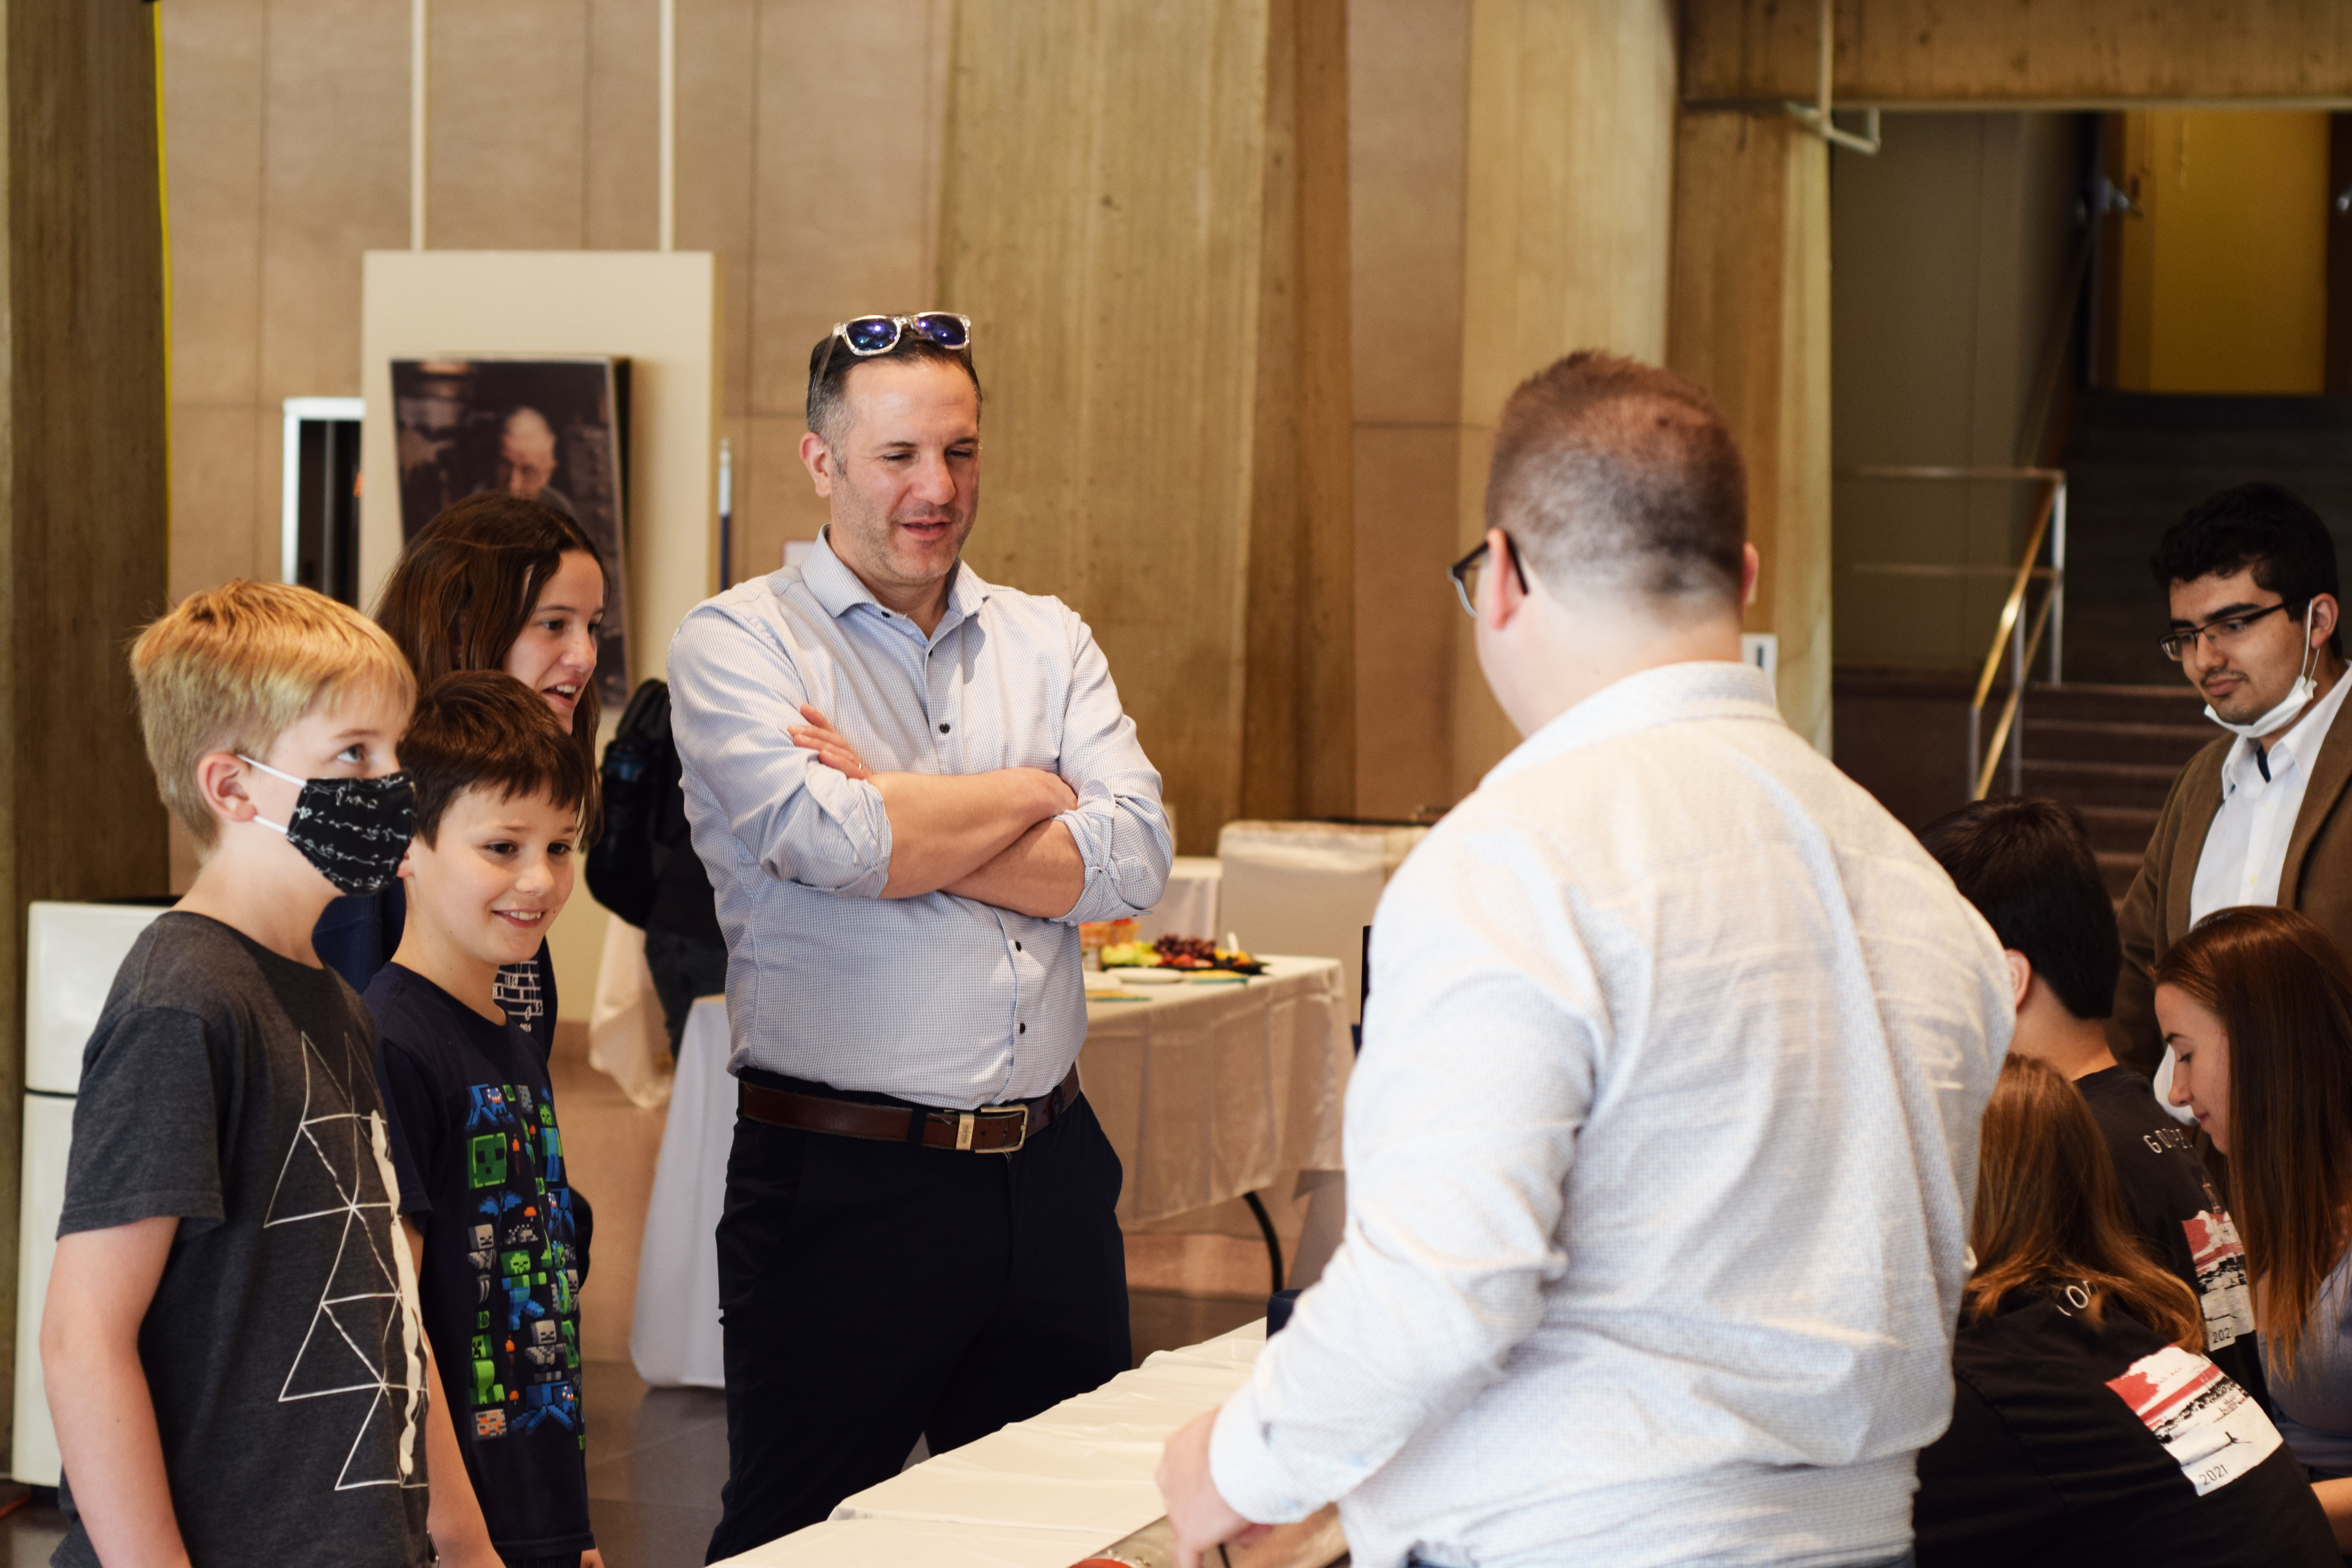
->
<box><xmin>2149</xmin><ymin>668</ymin><xmax>2352</xmax><ymax>1122</ymax></box>
<box><xmin>1209</xmin><ymin>662</ymin><xmax>2013</xmax><ymax>1568</ymax></box>
<box><xmin>2189</xmin><ymin>668</ymin><xmax>2351</xmax><ymax>922</ymax></box>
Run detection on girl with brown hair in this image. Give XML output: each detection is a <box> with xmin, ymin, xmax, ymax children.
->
<box><xmin>2158</xmin><ymin>904</ymin><xmax>2352</xmax><ymax>1546</ymax></box>
<box><xmin>1911</xmin><ymin>1054</ymin><xmax>2332</xmax><ymax>1565</ymax></box>
<box><xmin>312</xmin><ymin>491</ymin><xmax>607</xmax><ymax>1031</ymax></box>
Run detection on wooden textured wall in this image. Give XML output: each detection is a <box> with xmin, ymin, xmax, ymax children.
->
<box><xmin>1449</xmin><ymin>0</ymin><xmax>1678</xmax><ymax>796</ymax></box>
<box><xmin>0</xmin><ymin>0</ymin><xmax>171</xmax><ymax>1453</ymax></box>
<box><xmin>1346</xmin><ymin>0</ymin><xmax>1470</xmax><ymax>822</ymax></box>
<box><xmin>1670</xmin><ymin>114</ymin><xmax>1833</xmax><ymax>751</ymax></box>
<box><xmin>1683</xmin><ymin>0</ymin><xmax>2352</xmax><ymax>105</ymax></box>
<box><xmin>159</xmin><ymin>0</ymin><xmax>948</xmax><ymax>622</ymax></box>
<box><xmin>936</xmin><ymin>0</ymin><xmax>1354</xmax><ymax>853</ymax></box>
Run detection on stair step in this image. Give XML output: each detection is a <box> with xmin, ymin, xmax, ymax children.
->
<box><xmin>2019</xmin><ymin>757</ymin><xmax>2181</xmax><ymax>811</ymax></box>
<box><xmin>2097</xmin><ymin>849</ymin><xmax>2142</xmax><ymax>902</ymax></box>
<box><xmin>2072</xmin><ymin>803</ymin><xmax>2162</xmax><ymax>855</ymax></box>
<box><xmin>2025</xmin><ymin>681</ymin><xmax>2209</xmax><ymax>724</ymax></box>
<box><xmin>2023</xmin><ymin>716</ymin><xmax>2215</xmax><ymax>767</ymax></box>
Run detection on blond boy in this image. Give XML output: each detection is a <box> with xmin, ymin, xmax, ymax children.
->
<box><xmin>42</xmin><ymin>581</ymin><xmax>433</xmax><ymax>1568</ymax></box>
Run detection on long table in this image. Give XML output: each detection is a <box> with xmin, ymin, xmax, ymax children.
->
<box><xmin>629</xmin><ymin>957</ymin><xmax>1352</xmax><ymax>1388</ymax></box>
<box><xmin>714</xmin><ymin>1321</ymin><xmax>1269</xmax><ymax>1566</ymax></box>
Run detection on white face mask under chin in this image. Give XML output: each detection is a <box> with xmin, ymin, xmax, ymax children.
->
<box><xmin>2205</xmin><ymin>633</ymin><xmax>2319</xmax><ymax>740</ymax></box>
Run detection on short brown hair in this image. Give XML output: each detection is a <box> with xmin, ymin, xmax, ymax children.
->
<box><xmin>130</xmin><ymin>580</ymin><xmax>416</xmax><ymax>850</ymax></box>
<box><xmin>2155</xmin><ymin>906</ymin><xmax>2352</xmax><ymax>1377</ymax></box>
<box><xmin>1486</xmin><ymin>351</ymin><xmax>1746</xmax><ymax>605</ymax></box>
<box><xmin>373</xmin><ymin>492</ymin><xmax>607</xmax><ymax>754</ymax></box>
<box><xmin>1967</xmin><ymin>1055</ymin><xmax>2203</xmax><ymax>1348</ymax></box>
<box><xmin>804</xmin><ymin>327</ymin><xmax>981</xmax><ymax>449</ymax></box>
<box><xmin>400</xmin><ymin>671</ymin><xmax>594</xmax><ymax>846</ymax></box>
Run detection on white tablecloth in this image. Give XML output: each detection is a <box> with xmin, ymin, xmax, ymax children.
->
<box><xmin>715</xmin><ymin>1322</ymin><xmax>1268</xmax><ymax>1566</ymax></box>
<box><xmin>628</xmin><ymin>992</ymin><xmax>735</xmax><ymax>1387</ymax></box>
<box><xmin>1080</xmin><ymin>957</ymin><xmax>1348</xmax><ymax>1227</ymax></box>
<box><xmin>586</xmin><ymin>912</ymin><xmax>674</xmax><ymax>1110</ymax></box>
<box><xmin>1133</xmin><ymin>855</ymin><xmax>1221</xmax><ymax>943</ymax></box>
<box><xmin>1216</xmin><ymin>822</ymin><xmax>1426</xmax><ymax>1025</ymax></box>
<box><xmin>630</xmin><ymin>958</ymin><xmax>1351</xmax><ymax>1387</ymax></box>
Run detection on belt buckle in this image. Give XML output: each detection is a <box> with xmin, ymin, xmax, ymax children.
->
<box><xmin>956</xmin><ymin>1103</ymin><xmax>1029</xmax><ymax>1154</ymax></box>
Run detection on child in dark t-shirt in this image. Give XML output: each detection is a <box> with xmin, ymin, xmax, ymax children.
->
<box><xmin>366</xmin><ymin>672</ymin><xmax>601</xmax><ymax>1568</ymax></box>
<box><xmin>47</xmin><ymin>583</ymin><xmax>428</xmax><ymax>1567</ymax></box>
<box><xmin>1920</xmin><ymin>798</ymin><xmax>2264</xmax><ymax>1395</ymax></box>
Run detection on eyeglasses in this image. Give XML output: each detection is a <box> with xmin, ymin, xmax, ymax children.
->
<box><xmin>813</xmin><ymin>312</ymin><xmax>973</xmax><ymax>389</ymax></box>
<box><xmin>1448</xmin><ymin>535</ymin><xmax>1530</xmax><ymax>617</ymax></box>
<box><xmin>2158</xmin><ymin>600</ymin><xmax>2294</xmax><ymax>661</ymax></box>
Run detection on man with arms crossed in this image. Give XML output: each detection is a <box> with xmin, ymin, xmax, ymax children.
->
<box><xmin>669</xmin><ymin>312</ymin><xmax>1171</xmax><ymax>1558</ymax></box>
<box><xmin>1158</xmin><ymin>353</ymin><xmax>2011</xmax><ymax>1568</ymax></box>
<box><xmin>2110</xmin><ymin>484</ymin><xmax>2352</xmax><ymax>1085</ymax></box>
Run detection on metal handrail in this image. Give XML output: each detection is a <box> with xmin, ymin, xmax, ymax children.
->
<box><xmin>1846</xmin><ymin>465</ymin><xmax>2069</xmax><ymax>800</ymax></box>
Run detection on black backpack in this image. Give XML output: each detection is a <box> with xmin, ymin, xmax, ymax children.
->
<box><xmin>586</xmin><ymin>678</ymin><xmax>690</xmax><ymax>927</ymax></box>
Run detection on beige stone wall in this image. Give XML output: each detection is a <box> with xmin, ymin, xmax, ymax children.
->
<box><xmin>159</xmin><ymin>0</ymin><xmax>1690</xmax><ymax>824</ymax></box>
<box><xmin>1346</xmin><ymin>0</ymin><xmax>1470</xmax><ymax>822</ymax></box>
<box><xmin>160</xmin><ymin>0</ymin><xmax>949</xmax><ymax>609</ymax></box>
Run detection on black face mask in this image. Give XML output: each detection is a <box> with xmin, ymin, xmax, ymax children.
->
<box><xmin>240</xmin><ymin>757</ymin><xmax>417</xmax><ymax>897</ymax></box>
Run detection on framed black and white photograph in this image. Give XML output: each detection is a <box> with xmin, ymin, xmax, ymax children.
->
<box><xmin>391</xmin><ymin>355</ymin><xmax>633</xmax><ymax>707</ymax></box>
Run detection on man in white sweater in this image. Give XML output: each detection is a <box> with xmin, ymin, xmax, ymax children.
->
<box><xmin>1158</xmin><ymin>352</ymin><xmax>2013</xmax><ymax>1568</ymax></box>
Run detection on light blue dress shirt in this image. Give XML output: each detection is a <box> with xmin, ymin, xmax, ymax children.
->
<box><xmin>666</xmin><ymin>529</ymin><xmax>1171</xmax><ymax>1109</ymax></box>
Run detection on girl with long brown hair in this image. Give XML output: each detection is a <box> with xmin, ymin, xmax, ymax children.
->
<box><xmin>2158</xmin><ymin>904</ymin><xmax>2352</xmax><ymax>1547</ymax></box>
<box><xmin>1911</xmin><ymin>1054</ymin><xmax>2332</xmax><ymax>1565</ymax></box>
<box><xmin>312</xmin><ymin>492</ymin><xmax>607</xmax><ymax>1028</ymax></box>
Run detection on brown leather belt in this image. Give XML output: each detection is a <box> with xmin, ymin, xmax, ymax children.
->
<box><xmin>737</xmin><ymin>1066</ymin><xmax>1080</xmax><ymax>1154</ymax></box>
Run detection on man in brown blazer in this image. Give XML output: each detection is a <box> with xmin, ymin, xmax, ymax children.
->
<box><xmin>2112</xmin><ymin>483</ymin><xmax>2352</xmax><ymax>1075</ymax></box>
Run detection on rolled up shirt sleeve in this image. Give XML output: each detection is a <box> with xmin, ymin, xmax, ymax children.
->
<box><xmin>1050</xmin><ymin>613</ymin><xmax>1173</xmax><ymax>925</ymax></box>
<box><xmin>1207</xmin><ymin>822</ymin><xmax>1593</xmax><ymax>1521</ymax></box>
<box><xmin>668</xmin><ymin>601</ymin><xmax>895</xmax><ymax>897</ymax></box>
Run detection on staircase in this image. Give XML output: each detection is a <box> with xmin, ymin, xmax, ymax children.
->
<box><xmin>1996</xmin><ymin>390</ymin><xmax>2347</xmax><ymax>894</ymax></box>
<box><xmin>2016</xmin><ymin>681</ymin><xmax>2218</xmax><ymax>899</ymax></box>
<box><xmin>1840</xmin><ymin>393</ymin><xmax>2347</xmax><ymax>862</ymax></box>
<box><xmin>2060</xmin><ymin>392</ymin><xmax>2352</xmax><ymax>685</ymax></box>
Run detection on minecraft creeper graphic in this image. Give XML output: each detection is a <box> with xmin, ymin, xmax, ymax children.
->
<box><xmin>469</xmin><ymin>1133</ymin><xmax>506</xmax><ymax>1189</ymax></box>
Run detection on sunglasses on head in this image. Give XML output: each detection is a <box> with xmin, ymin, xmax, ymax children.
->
<box><xmin>814</xmin><ymin>312</ymin><xmax>974</xmax><ymax>388</ymax></box>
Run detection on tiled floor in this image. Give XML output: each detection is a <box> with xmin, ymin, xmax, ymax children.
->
<box><xmin>0</xmin><ymin>1492</ymin><xmax>62</xmax><ymax>1567</ymax></box>
<box><xmin>580</xmin><ymin>1358</ymin><xmax>730</xmax><ymax>1566</ymax></box>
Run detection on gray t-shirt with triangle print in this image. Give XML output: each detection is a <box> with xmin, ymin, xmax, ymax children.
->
<box><xmin>52</xmin><ymin>911</ymin><xmax>431</xmax><ymax>1568</ymax></box>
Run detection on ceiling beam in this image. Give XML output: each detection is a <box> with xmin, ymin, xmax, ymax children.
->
<box><xmin>1682</xmin><ymin>0</ymin><xmax>2352</xmax><ymax>107</ymax></box>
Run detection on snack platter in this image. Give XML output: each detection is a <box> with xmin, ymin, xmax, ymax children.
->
<box><xmin>1100</xmin><ymin>933</ymin><xmax>1267</xmax><ymax>975</ymax></box>
<box><xmin>1086</xmin><ymin>934</ymin><xmax>1269</xmax><ymax>1002</ymax></box>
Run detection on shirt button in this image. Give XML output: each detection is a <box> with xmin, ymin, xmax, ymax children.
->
<box><xmin>940</xmin><ymin>722</ymin><xmax>951</xmax><ymax>733</ymax></box>
<box><xmin>1014</xmin><ymin>941</ymin><xmax>1022</xmax><ymax>952</ymax></box>
<box><xmin>1018</xmin><ymin>1022</ymin><xmax>1027</xmax><ymax>1034</ymax></box>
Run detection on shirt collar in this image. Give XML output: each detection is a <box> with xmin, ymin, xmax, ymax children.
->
<box><xmin>2222</xmin><ymin>664</ymin><xmax>2352</xmax><ymax>793</ymax></box>
<box><xmin>1483</xmin><ymin>660</ymin><xmax>1782</xmax><ymax>790</ymax></box>
<box><xmin>799</xmin><ymin>525</ymin><xmax>993</xmax><ymax>641</ymax></box>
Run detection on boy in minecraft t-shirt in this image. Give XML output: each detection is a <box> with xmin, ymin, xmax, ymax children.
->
<box><xmin>367</xmin><ymin>672</ymin><xmax>599</xmax><ymax>1568</ymax></box>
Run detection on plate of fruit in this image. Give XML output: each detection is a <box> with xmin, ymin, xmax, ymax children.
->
<box><xmin>1101</xmin><ymin>934</ymin><xmax>1269</xmax><ymax>978</ymax></box>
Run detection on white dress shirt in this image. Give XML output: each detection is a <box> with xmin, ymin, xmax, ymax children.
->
<box><xmin>2148</xmin><ymin>670</ymin><xmax>2352</xmax><ymax>1122</ymax></box>
<box><xmin>1208</xmin><ymin>662</ymin><xmax>2013</xmax><ymax>1568</ymax></box>
<box><xmin>2188</xmin><ymin>670</ymin><xmax>2352</xmax><ymax>923</ymax></box>
<box><xmin>666</xmin><ymin>530</ymin><xmax>1171</xmax><ymax>1107</ymax></box>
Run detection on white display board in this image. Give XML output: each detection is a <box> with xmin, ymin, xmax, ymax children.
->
<box><xmin>358</xmin><ymin>250</ymin><xmax>721</xmax><ymax>691</ymax></box>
